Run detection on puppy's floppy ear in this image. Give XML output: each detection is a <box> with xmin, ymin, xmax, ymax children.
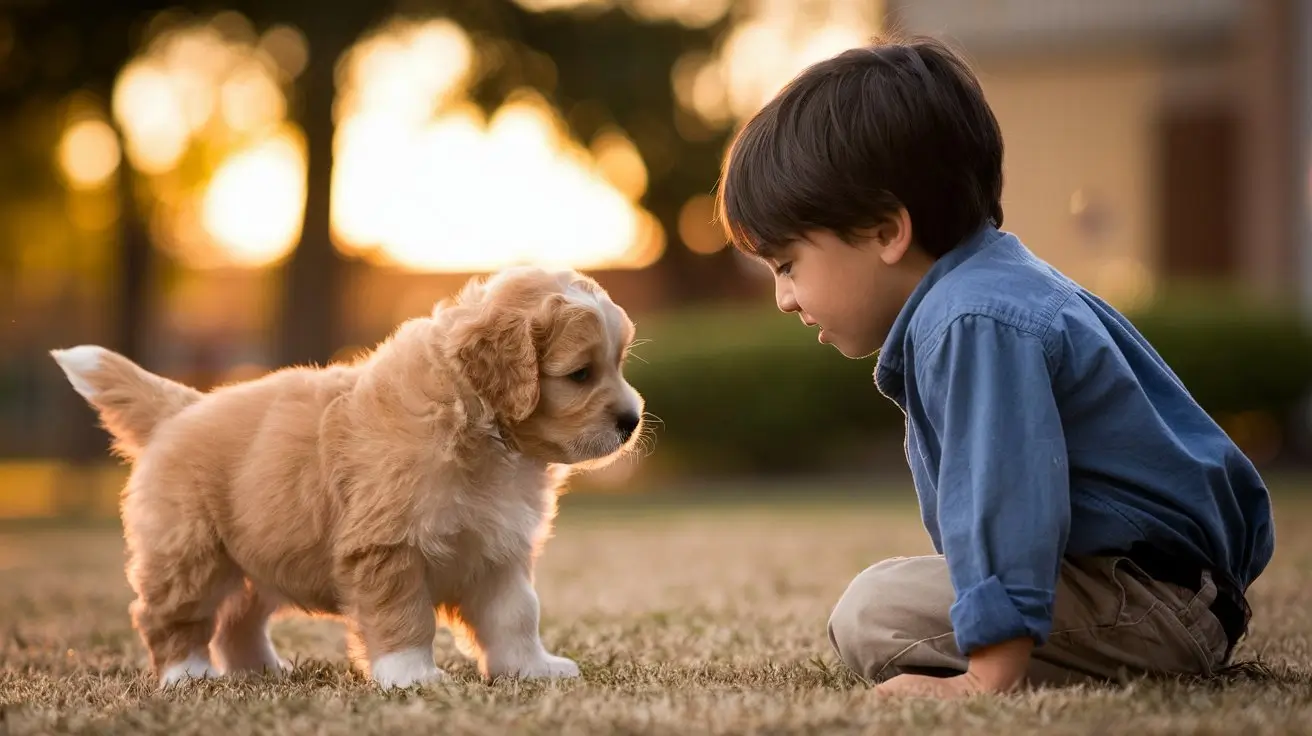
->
<box><xmin>536</xmin><ymin>296</ymin><xmax>601</xmax><ymax>353</ymax></box>
<box><xmin>450</xmin><ymin>298</ymin><xmax>544</xmax><ymax>423</ymax></box>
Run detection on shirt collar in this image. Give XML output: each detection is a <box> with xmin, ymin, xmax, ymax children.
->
<box><xmin>873</xmin><ymin>223</ymin><xmax>1004</xmax><ymax>397</ymax></box>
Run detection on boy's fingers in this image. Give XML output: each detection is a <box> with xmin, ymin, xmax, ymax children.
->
<box><xmin>873</xmin><ymin>673</ymin><xmax>982</xmax><ymax>699</ymax></box>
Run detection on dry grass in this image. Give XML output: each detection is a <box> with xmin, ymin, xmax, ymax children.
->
<box><xmin>2</xmin><ymin>489</ymin><xmax>1311</xmax><ymax>735</ymax></box>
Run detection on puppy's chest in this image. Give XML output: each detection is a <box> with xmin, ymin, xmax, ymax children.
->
<box><xmin>411</xmin><ymin>465</ymin><xmax>552</xmax><ymax>570</ymax></box>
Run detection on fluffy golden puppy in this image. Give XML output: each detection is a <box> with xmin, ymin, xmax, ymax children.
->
<box><xmin>50</xmin><ymin>266</ymin><xmax>644</xmax><ymax>690</ymax></box>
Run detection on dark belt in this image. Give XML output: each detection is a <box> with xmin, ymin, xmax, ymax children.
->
<box><xmin>1122</xmin><ymin>543</ymin><xmax>1249</xmax><ymax>660</ymax></box>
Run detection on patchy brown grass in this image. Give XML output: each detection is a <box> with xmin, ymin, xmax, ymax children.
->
<box><xmin>2</xmin><ymin>491</ymin><xmax>1311</xmax><ymax>735</ymax></box>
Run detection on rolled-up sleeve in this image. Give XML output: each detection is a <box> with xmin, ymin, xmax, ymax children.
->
<box><xmin>915</xmin><ymin>314</ymin><xmax>1070</xmax><ymax>655</ymax></box>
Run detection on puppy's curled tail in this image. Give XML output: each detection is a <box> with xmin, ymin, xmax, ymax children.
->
<box><xmin>49</xmin><ymin>345</ymin><xmax>203</xmax><ymax>460</ymax></box>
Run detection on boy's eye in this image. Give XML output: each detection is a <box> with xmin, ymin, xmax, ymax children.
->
<box><xmin>567</xmin><ymin>366</ymin><xmax>591</xmax><ymax>383</ymax></box>
<box><xmin>775</xmin><ymin>262</ymin><xmax>792</xmax><ymax>276</ymax></box>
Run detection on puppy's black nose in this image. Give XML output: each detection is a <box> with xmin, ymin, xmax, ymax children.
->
<box><xmin>616</xmin><ymin>411</ymin><xmax>641</xmax><ymax>441</ymax></box>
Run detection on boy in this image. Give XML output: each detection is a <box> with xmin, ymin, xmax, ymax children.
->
<box><xmin>715</xmin><ymin>35</ymin><xmax>1275</xmax><ymax>698</ymax></box>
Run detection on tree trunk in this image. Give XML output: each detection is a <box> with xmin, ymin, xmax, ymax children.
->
<box><xmin>114</xmin><ymin>157</ymin><xmax>152</xmax><ymax>363</ymax></box>
<box><xmin>276</xmin><ymin>30</ymin><xmax>344</xmax><ymax>369</ymax></box>
<box><xmin>58</xmin><ymin>130</ymin><xmax>151</xmax><ymax>516</ymax></box>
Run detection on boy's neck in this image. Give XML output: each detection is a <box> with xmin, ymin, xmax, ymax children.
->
<box><xmin>878</xmin><ymin>223</ymin><xmax>1006</xmax><ymax>367</ymax></box>
<box><xmin>899</xmin><ymin>244</ymin><xmax>938</xmax><ymax>285</ymax></box>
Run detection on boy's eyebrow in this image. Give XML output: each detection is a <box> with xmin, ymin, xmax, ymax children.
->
<box><xmin>764</xmin><ymin>239</ymin><xmax>800</xmax><ymax>259</ymax></box>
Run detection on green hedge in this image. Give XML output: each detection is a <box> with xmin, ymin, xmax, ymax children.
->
<box><xmin>626</xmin><ymin>295</ymin><xmax>1312</xmax><ymax>476</ymax></box>
<box><xmin>1126</xmin><ymin>299</ymin><xmax>1312</xmax><ymax>417</ymax></box>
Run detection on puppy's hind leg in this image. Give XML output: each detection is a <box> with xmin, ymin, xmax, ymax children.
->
<box><xmin>211</xmin><ymin>580</ymin><xmax>290</xmax><ymax>677</ymax></box>
<box><xmin>456</xmin><ymin>561</ymin><xmax>579</xmax><ymax>681</ymax></box>
<box><xmin>126</xmin><ymin>530</ymin><xmax>240</xmax><ymax>688</ymax></box>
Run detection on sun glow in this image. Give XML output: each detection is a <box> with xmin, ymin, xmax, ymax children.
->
<box><xmin>330</xmin><ymin>18</ymin><xmax>662</xmax><ymax>272</ymax></box>
<box><xmin>108</xmin><ymin>15</ymin><xmax>307</xmax><ymax>269</ymax></box>
<box><xmin>97</xmin><ymin>4</ymin><xmax>876</xmax><ymax>271</ymax></box>
<box><xmin>672</xmin><ymin>0</ymin><xmax>883</xmax><ymax>129</ymax></box>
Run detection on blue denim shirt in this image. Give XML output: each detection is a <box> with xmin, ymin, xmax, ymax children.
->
<box><xmin>874</xmin><ymin>224</ymin><xmax>1276</xmax><ymax>656</ymax></box>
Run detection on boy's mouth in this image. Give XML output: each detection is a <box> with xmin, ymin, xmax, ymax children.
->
<box><xmin>799</xmin><ymin>315</ymin><xmax>828</xmax><ymax>343</ymax></box>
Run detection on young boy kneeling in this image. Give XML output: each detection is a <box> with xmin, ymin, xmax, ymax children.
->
<box><xmin>715</xmin><ymin>35</ymin><xmax>1275</xmax><ymax>698</ymax></box>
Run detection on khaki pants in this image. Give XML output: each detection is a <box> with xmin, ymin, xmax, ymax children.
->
<box><xmin>827</xmin><ymin>555</ymin><xmax>1232</xmax><ymax>687</ymax></box>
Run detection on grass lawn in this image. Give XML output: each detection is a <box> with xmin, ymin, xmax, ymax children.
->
<box><xmin>2</xmin><ymin>486</ymin><xmax>1311</xmax><ymax>734</ymax></box>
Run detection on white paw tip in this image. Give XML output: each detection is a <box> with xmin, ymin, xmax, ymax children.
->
<box><xmin>372</xmin><ymin>648</ymin><xmax>446</xmax><ymax>690</ymax></box>
<box><xmin>50</xmin><ymin>345</ymin><xmax>107</xmax><ymax>399</ymax></box>
<box><xmin>538</xmin><ymin>655</ymin><xmax>581</xmax><ymax>679</ymax></box>
<box><xmin>160</xmin><ymin>654</ymin><xmax>219</xmax><ymax>686</ymax></box>
<box><xmin>498</xmin><ymin>654</ymin><xmax>581</xmax><ymax>680</ymax></box>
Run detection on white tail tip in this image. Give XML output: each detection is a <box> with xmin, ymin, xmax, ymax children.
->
<box><xmin>50</xmin><ymin>345</ymin><xmax>108</xmax><ymax>399</ymax></box>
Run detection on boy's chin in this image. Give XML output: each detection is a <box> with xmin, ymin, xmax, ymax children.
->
<box><xmin>823</xmin><ymin>332</ymin><xmax>878</xmax><ymax>360</ymax></box>
<box><xmin>837</xmin><ymin>346</ymin><xmax>877</xmax><ymax>359</ymax></box>
<box><xmin>830</xmin><ymin>341</ymin><xmax>877</xmax><ymax>360</ymax></box>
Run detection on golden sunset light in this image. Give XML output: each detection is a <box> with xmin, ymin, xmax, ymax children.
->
<box><xmin>103</xmin><ymin>18</ymin><xmax>305</xmax><ymax>269</ymax></box>
<box><xmin>56</xmin><ymin>118</ymin><xmax>121</xmax><ymax>190</ymax></box>
<box><xmin>509</xmin><ymin>0</ymin><xmax>730</xmax><ymax>28</ymax></box>
<box><xmin>201</xmin><ymin>128</ymin><xmax>306</xmax><ymax>268</ymax></box>
<box><xmin>673</xmin><ymin>0</ymin><xmax>884</xmax><ymax>129</ymax></box>
<box><xmin>82</xmin><ymin>3</ymin><xmax>881</xmax><ymax>273</ymax></box>
<box><xmin>330</xmin><ymin>18</ymin><xmax>662</xmax><ymax>272</ymax></box>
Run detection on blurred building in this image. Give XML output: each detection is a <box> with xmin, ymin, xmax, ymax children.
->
<box><xmin>889</xmin><ymin>0</ymin><xmax>1312</xmax><ymax>314</ymax></box>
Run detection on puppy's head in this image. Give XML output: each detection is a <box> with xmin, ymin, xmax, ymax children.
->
<box><xmin>444</xmin><ymin>267</ymin><xmax>644</xmax><ymax>466</ymax></box>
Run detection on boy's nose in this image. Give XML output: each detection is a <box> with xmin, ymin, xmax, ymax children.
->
<box><xmin>775</xmin><ymin>280</ymin><xmax>798</xmax><ymax>313</ymax></box>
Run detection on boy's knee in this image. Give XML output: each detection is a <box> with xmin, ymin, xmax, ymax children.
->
<box><xmin>827</xmin><ymin>555</ymin><xmax>958</xmax><ymax>681</ymax></box>
<box><xmin>827</xmin><ymin>557</ymin><xmax>921</xmax><ymax>680</ymax></box>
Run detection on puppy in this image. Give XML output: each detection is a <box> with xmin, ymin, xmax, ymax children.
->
<box><xmin>50</xmin><ymin>266</ymin><xmax>645</xmax><ymax>690</ymax></box>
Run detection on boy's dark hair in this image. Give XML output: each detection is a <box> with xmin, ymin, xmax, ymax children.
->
<box><xmin>716</xmin><ymin>34</ymin><xmax>1004</xmax><ymax>259</ymax></box>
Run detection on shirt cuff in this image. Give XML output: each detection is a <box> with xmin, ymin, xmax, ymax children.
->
<box><xmin>949</xmin><ymin>574</ymin><xmax>1052</xmax><ymax>655</ymax></box>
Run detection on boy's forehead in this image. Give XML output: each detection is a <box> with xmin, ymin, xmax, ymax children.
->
<box><xmin>762</xmin><ymin>240</ymin><xmax>800</xmax><ymax>261</ymax></box>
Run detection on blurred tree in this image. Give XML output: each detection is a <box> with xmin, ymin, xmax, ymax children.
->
<box><xmin>251</xmin><ymin>0</ymin><xmax>739</xmax><ymax>367</ymax></box>
<box><xmin>2</xmin><ymin>0</ymin><xmax>740</xmax><ymax>382</ymax></box>
<box><xmin>0</xmin><ymin>0</ymin><xmax>168</xmax><ymax>364</ymax></box>
<box><xmin>452</xmin><ymin>2</ymin><xmax>740</xmax><ymax>302</ymax></box>
<box><xmin>238</xmin><ymin>0</ymin><xmax>392</xmax><ymax>368</ymax></box>
<box><xmin>244</xmin><ymin>0</ymin><xmax>741</xmax><ymax>367</ymax></box>
<box><xmin>0</xmin><ymin>0</ymin><xmax>394</xmax><ymax>372</ymax></box>
<box><xmin>0</xmin><ymin>0</ymin><xmax>175</xmax><ymax>467</ymax></box>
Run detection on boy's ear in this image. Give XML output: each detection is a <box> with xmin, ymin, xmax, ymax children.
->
<box><xmin>873</xmin><ymin>207</ymin><xmax>914</xmax><ymax>266</ymax></box>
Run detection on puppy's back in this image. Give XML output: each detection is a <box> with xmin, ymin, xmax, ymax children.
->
<box><xmin>121</xmin><ymin>364</ymin><xmax>362</xmax><ymax>593</ymax></box>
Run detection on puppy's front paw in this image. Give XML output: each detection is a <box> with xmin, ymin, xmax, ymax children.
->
<box><xmin>514</xmin><ymin>654</ymin><xmax>580</xmax><ymax>680</ymax></box>
<box><xmin>371</xmin><ymin>647</ymin><xmax>447</xmax><ymax>690</ymax></box>
<box><xmin>159</xmin><ymin>653</ymin><xmax>221</xmax><ymax>687</ymax></box>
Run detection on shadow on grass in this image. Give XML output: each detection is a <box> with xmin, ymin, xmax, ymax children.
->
<box><xmin>800</xmin><ymin>653</ymin><xmax>1311</xmax><ymax>695</ymax></box>
<box><xmin>1192</xmin><ymin>658</ymin><xmax>1312</xmax><ymax>689</ymax></box>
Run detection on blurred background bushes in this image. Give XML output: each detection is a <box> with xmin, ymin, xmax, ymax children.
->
<box><xmin>624</xmin><ymin>289</ymin><xmax>1312</xmax><ymax>481</ymax></box>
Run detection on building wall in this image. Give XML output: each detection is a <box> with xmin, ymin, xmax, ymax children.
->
<box><xmin>890</xmin><ymin>0</ymin><xmax>1239</xmax><ymax>54</ymax></box>
<box><xmin>893</xmin><ymin>0</ymin><xmax>1309</xmax><ymax>309</ymax></box>
<box><xmin>1236</xmin><ymin>0</ymin><xmax>1301</xmax><ymax>299</ymax></box>
<box><xmin>973</xmin><ymin>56</ymin><xmax>1165</xmax><ymax>309</ymax></box>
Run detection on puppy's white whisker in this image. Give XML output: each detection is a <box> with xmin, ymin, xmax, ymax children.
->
<box><xmin>635</xmin><ymin>430</ymin><xmax>658</xmax><ymax>459</ymax></box>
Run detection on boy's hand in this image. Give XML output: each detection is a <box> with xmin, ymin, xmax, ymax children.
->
<box><xmin>873</xmin><ymin>637</ymin><xmax>1034</xmax><ymax>699</ymax></box>
<box><xmin>872</xmin><ymin>671</ymin><xmax>991</xmax><ymax>699</ymax></box>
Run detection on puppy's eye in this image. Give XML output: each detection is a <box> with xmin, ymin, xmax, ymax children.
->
<box><xmin>567</xmin><ymin>366</ymin><xmax>591</xmax><ymax>383</ymax></box>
